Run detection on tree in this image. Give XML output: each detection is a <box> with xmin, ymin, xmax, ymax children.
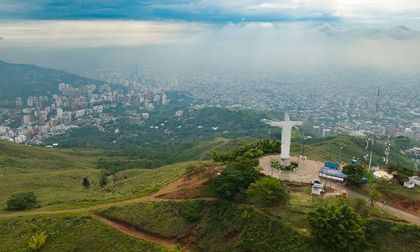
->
<box><xmin>388</xmin><ymin>163</ymin><xmax>415</xmax><ymax>184</ymax></box>
<box><xmin>28</xmin><ymin>232</ymin><xmax>47</xmax><ymax>251</ymax></box>
<box><xmin>213</xmin><ymin>157</ymin><xmax>260</xmax><ymax>201</ymax></box>
<box><xmin>212</xmin><ymin>151</ymin><xmax>232</xmax><ymax>162</ymax></box>
<box><xmin>82</xmin><ymin>177</ymin><xmax>90</xmax><ymax>189</ymax></box>
<box><xmin>243</xmin><ymin>148</ymin><xmax>264</xmax><ymax>159</ymax></box>
<box><xmin>247</xmin><ymin>177</ymin><xmax>289</xmax><ymax>206</ymax></box>
<box><xmin>308</xmin><ymin>203</ymin><xmax>365</xmax><ymax>251</ymax></box>
<box><xmin>6</xmin><ymin>192</ymin><xmax>39</xmax><ymax>211</ymax></box>
<box><xmin>369</xmin><ymin>188</ymin><xmax>381</xmax><ymax>207</ymax></box>
<box><xmin>99</xmin><ymin>170</ymin><xmax>108</xmax><ymax>187</ymax></box>
<box><xmin>343</xmin><ymin>164</ymin><xmax>365</xmax><ymax>185</ymax></box>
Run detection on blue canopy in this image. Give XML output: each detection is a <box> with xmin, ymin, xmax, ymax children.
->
<box><xmin>320</xmin><ymin>167</ymin><xmax>348</xmax><ymax>179</ymax></box>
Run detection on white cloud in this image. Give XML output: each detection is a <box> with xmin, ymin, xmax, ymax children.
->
<box><xmin>0</xmin><ymin>20</ymin><xmax>205</xmax><ymax>47</ymax></box>
<box><xmin>159</xmin><ymin>0</ymin><xmax>420</xmax><ymax>24</ymax></box>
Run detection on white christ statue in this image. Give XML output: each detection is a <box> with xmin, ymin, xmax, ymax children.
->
<box><xmin>262</xmin><ymin>113</ymin><xmax>303</xmax><ymax>161</ymax></box>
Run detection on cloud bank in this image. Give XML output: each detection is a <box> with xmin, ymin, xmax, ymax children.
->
<box><xmin>1</xmin><ymin>21</ymin><xmax>419</xmax><ymax>74</ymax></box>
<box><xmin>0</xmin><ymin>20</ymin><xmax>204</xmax><ymax>47</ymax></box>
<box><xmin>0</xmin><ymin>0</ymin><xmax>419</xmax><ymax>25</ymax></box>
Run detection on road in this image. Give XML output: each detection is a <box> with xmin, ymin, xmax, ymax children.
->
<box><xmin>260</xmin><ymin>155</ymin><xmax>420</xmax><ymax>226</ymax></box>
<box><xmin>346</xmin><ymin>189</ymin><xmax>420</xmax><ymax>225</ymax></box>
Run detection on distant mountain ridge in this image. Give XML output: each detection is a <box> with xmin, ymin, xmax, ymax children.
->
<box><xmin>0</xmin><ymin>59</ymin><xmax>106</xmax><ymax>100</ymax></box>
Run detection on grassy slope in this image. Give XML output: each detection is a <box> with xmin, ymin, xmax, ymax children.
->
<box><xmin>0</xmin><ymin>140</ymin><xmax>99</xmax><ymax>173</ymax></box>
<box><xmin>291</xmin><ymin>135</ymin><xmax>413</xmax><ymax>167</ymax></box>
<box><xmin>0</xmin><ymin>137</ymin><xmax>250</xmax><ymax>211</ymax></box>
<box><xmin>0</xmin><ymin>161</ymin><xmax>195</xmax><ymax>211</ymax></box>
<box><xmin>0</xmin><ymin>214</ymin><xmax>165</xmax><ymax>252</ymax></box>
<box><xmin>98</xmin><ymin>194</ymin><xmax>420</xmax><ymax>252</ymax></box>
<box><xmin>97</xmin><ymin>200</ymin><xmax>313</xmax><ymax>252</ymax></box>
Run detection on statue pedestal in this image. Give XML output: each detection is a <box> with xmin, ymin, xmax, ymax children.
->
<box><xmin>280</xmin><ymin>157</ymin><xmax>291</xmax><ymax>166</ymax></box>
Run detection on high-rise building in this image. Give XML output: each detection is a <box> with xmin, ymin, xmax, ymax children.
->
<box><xmin>15</xmin><ymin>97</ymin><xmax>23</xmax><ymax>107</ymax></box>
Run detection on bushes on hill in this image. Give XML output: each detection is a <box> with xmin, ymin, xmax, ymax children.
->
<box><xmin>368</xmin><ymin>188</ymin><xmax>381</xmax><ymax>206</ymax></box>
<box><xmin>343</xmin><ymin>163</ymin><xmax>365</xmax><ymax>185</ymax></box>
<box><xmin>6</xmin><ymin>192</ymin><xmax>39</xmax><ymax>211</ymax></box>
<box><xmin>213</xmin><ymin>157</ymin><xmax>261</xmax><ymax>201</ymax></box>
<box><xmin>365</xmin><ymin>218</ymin><xmax>420</xmax><ymax>251</ymax></box>
<box><xmin>247</xmin><ymin>177</ymin><xmax>289</xmax><ymax>207</ymax></box>
<box><xmin>99</xmin><ymin>170</ymin><xmax>108</xmax><ymax>187</ymax></box>
<box><xmin>388</xmin><ymin>163</ymin><xmax>415</xmax><ymax>184</ymax></box>
<box><xmin>97</xmin><ymin>200</ymin><xmax>311</xmax><ymax>252</ymax></box>
<box><xmin>212</xmin><ymin>139</ymin><xmax>279</xmax><ymax>162</ymax></box>
<box><xmin>27</xmin><ymin>232</ymin><xmax>47</xmax><ymax>251</ymax></box>
<box><xmin>82</xmin><ymin>177</ymin><xmax>90</xmax><ymax>189</ymax></box>
<box><xmin>308</xmin><ymin>202</ymin><xmax>365</xmax><ymax>251</ymax></box>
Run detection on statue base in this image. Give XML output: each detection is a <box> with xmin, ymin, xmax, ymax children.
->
<box><xmin>280</xmin><ymin>157</ymin><xmax>291</xmax><ymax>166</ymax></box>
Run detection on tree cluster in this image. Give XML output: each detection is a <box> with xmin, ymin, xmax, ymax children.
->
<box><xmin>308</xmin><ymin>202</ymin><xmax>365</xmax><ymax>251</ymax></box>
<box><xmin>388</xmin><ymin>163</ymin><xmax>415</xmax><ymax>184</ymax></box>
<box><xmin>213</xmin><ymin>157</ymin><xmax>261</xmax><ymax>201</ymax></box>
<box><xmin>6</xmin><ymin>192</ymin><xmax>39</xmax><ymax>211</ymax></box>
<box><xmin>212</xmin><ymin>140</ymin><xmax>280</xmax><ymax>163</ymax></box>
<box><xmin>247</xmin><ymin>177</ymin><xmax>289</xmax><ymax>207</ymax></box>
<box><xmin>342</xmin><ymin>163</ymin><xmax>365</xmax><ymax>185</ymax></box>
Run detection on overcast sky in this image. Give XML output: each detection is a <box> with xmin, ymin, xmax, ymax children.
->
<box><xmin>0</xmin><ymin>1</ymin><xmax>419</xmax><ymax>73</ymax></box>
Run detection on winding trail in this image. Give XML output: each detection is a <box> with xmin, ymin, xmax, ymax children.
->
<box><xmin>0</xmin><ymin>174</ymin><xmax>213</xmax><ymax>218</ymax></box>
<box><xmin>346</xmin><ymin>189</ymin><xmax>420</xmax><ymax>225</ymax></box>
<box><xmin>91</xmin><ymin>213</ymin><xmax>178</xmax><ymax>250</ymax></box>
<box><xmin>0</xmin><ymin>174</ymin><xmax>213</xmax><ymax>250</ymax></box>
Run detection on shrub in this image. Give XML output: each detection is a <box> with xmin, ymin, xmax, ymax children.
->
<box><xmin>369</xmin><ymin>188</ymin><xmax>381</xmax><ymax>207</ymax></box>
<box><xmin>99</xmin><ymin>170</ymin><xmax>108</xmax><ymax>187</ymax></box>
<box><xmin>271</xmin><ymin>160</ymin><xmax>281</xmax><ymax>169</ymax></box>
<box><xmin>82</xmin><ymin>177</ymin><xmax>90</xmax><ymax>188</ymax></box>
<box><xmin>343</xmin><ymin>163</ymin><xmax>365</xmax><ymax>185</ymax></box>
<box><xmin>213</xmin><ymin>157</ymin><xmax>260</xmax><ymax>201</ymax></box>
<box><xmin>247</xmin><ymin>177</ymin><xmax>289</xmax><ymax>206</ymax></box>
<box><xmin>28</xmin><ymin>232</ymin><xmax>47</xmax><ymax>251</ymax></box>
<box><xmin>281</xmin><ymin>161</ymin><xmax>298</xmax><ymax>171</ymax></box>
<box><xmin>6</xmin><ymin>192</ymin><xmax>39</xmax><ymax>211</ymax></box>
<box><xmin>388</xmin><ymin>163</ymin><xmax>415</xmax><ymax>184</ymax></box>
<box><xmin>308</xmin><ymin>203</ymin><xmax>365</xmax><ymax>251</ymax></box>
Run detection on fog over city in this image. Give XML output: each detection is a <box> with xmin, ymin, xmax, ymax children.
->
<box><xmin>1</xmin><ymin>21</ymin><xmax>420</xmax><ymax>75</ymax></box>
<box><xmin>1</xmin><ymin>0</ymin><xmax>420</xmax><ymax>75</ymax></box>
<box><xmin>0</xmin><ymin>1</ymin><xmax>419</xmax><ymax>143</ymax></box>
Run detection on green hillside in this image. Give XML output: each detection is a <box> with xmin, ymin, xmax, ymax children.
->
<box><xmin>0</xmin><ymin>215</ymin><xmax>165</xmax><ymax>252</ymax></box>
<box><xmin>97</xmin><ymin>200</ymin><xmax>420</xmax><ymax>252</ymax></box>
<box><xmin>0</xmin><ymin>140</ymin><xmax>99</xmax><ymax>173</ymax></box>
<box><xmin>0</xmin><ymin>59</ymin><xmax>105</xmax><ymax>101</ymax></box>
<box><xmin>0</xmin><ymin>161</ymin><xmax>195</xmax><ymax>211</ymax></box>
<box><xmin>291</xmin><ymin>135</ymin><xmax>414</xmax><ymax>167</ymax></box>
<box><xmin>97</xmin><ymin>200</ymin><xmax>314</xmax><ymax>252</ymax></box>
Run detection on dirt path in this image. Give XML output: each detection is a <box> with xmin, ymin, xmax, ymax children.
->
<box><xmin>91</xmin><ymin>213</ymin><xmax>178</xmax><ymax>250</ymax></box>
<box><xmin>0</xmin><ymin>174</ymin><xmax>211</xmax><ymax>250</ymax></box>
<box><xmin>346</xmin><ymin>189</ymin><xmax>420</xmax><ymax>225</ymax></box>
<box><xmin>0</xmin><ymin>174</ymin><xmax>212</xmax><ymax>218</ymax></box>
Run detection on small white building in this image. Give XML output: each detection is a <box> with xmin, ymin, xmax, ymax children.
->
<box><xmin>403</xmin><ymin>181</ymin><xmax>415</xmax><ymax>189</ymax></box>
<box><xmin>408</xmin><ymin>176</ymin><xmax>420</xmax><ymax>186</ymax></box>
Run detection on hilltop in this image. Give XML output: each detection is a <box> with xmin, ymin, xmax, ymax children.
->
<box><xmin>0</xmin><ymin>59</ymin><xmax>105</xmax><ymax>101</ymax></box>
<box><xmin>0</xmin><ymin>138</ymin><xmax>418</xmax><ymax>252</ymax></box>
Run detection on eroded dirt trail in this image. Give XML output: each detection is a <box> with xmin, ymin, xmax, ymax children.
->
<box><xmin>91</xmin><ymin>213</ymin><xmax>178</xmax><ymax>250</ymax></box>
<box><xmin>0</xmin><ymin>173</ymin><xmax>212</xmax><ymax>251</ymax></box>
<box><xmin>0</xmin><ymin>173</ymin><xmax>212</xmax><ymax>218</ymax></box>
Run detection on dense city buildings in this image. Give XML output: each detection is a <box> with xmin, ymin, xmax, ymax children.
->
<box><xmin>81</xmin><ymin>68</ymin><xmax>420</xmax><ymax>141</ymax></box>
<box><xmin>0</xmin><ymin>83</ymin><xmax>169</xmax><ymax>144</ymax></box>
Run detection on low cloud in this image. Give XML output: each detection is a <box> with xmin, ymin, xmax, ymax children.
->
<box><xmin>0</xmin><ymin>20</ymin><xmax>205</xmax><ymax>48</ymax></box>
<box><xmin>1</xmin><ymin>21</ymin><xmax>419</xmax><ymax>73</ymax></box>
